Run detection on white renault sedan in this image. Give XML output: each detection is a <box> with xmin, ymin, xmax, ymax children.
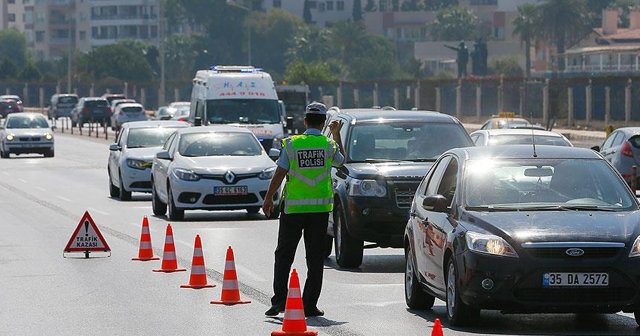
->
<box><xmin>151</xmin><ymin>126</ymin><xmax>281</xmax><ymax>220</ymax></box>
<box><xmin>108</xmin><ymin>121</ymin><xmax>189</xmax><ymax>200</ymax></box>
<box><xmin>0</xmin><ymin>113</ymin><xmax>54</xmax><ymax>158</ymax></box>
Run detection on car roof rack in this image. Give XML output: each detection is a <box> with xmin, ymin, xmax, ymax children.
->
<box><xmin>208</xmin><ymin>65</ymin><xmax>263</xmax><ymax>73</ymax></box>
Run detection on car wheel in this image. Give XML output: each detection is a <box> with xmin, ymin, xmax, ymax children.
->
<box><xmin>44</xmin><ymin>149</ymin><xmax>54</xmax><ymax>158</ymax></box>
<box><xmin>108</xmin><ymin>171</ymin><xmax>119</xmax><ymax>198</ymax></box>
<box><xmin>323</xmin><ymin>234</ymin><xmax>333</xmax><ymax>259</ymax></box>
<box><xmin>405</xmin><ymin>244</ymin><xmax>435</xmax><ymax>309</ymax></box>
<box><xmin>167</xmin><ymin>184</ymin><xmax>184</xmax><ymax>221</ymax></box>
<box><xmin>446</xmin><ymin>258</ymin><xmax>479</xmax><ymax>326</ymax></box>
<box><xmin>151</xmin><ymin>181</ymin><xmax>167</xmax><ymax>216</ymax></box>
<box><xmin>118</xmin><ymin>171</ymin><xmax>132</xmax><ymax>201</ymax></box>
<box><xmin>334</xmin><ymin>204</ymin><xmax>363</xmax><ymax>268</ymax></box>
<box><xmin>246</xmin><ymin>206</ymin><xmax>260</xmax><ymax>214</ymax></box>
<box><xmin>0</xmin><ymin>149</ymin><xmax>8</xmax><ymax>159</ymax></box>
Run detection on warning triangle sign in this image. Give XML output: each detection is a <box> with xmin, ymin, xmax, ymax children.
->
<box><xmin>64</xmin><ymin>211</ymin><xmax>111</xmax><ymax>253</ymax></box>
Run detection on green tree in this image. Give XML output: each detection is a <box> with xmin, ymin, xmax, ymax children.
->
<box><xmin>401</xmin><ymin>0</ymin><xmax>421</xmax><ymax>11</ymax></box>
<box><xmin>303</xmin><ymin>0</ymin><xmax>313</xmax><ymax>24</ymax></box>
<box><xmin>423</xmin><ymin>0</ymin><xmax>459</xmax><ymax>11</ymax></box>
<box><xmin>284</xmin><ymin>59</ymin><xmax>338</xmax><ymax>84</ymax></box>
<box><xmin>330</xmin><ymin>20</ymin><xmax>368</xmax><ymax>66</ymax></box>
<box><xmin>349</xmin><ymin>35</ymin><xmax>400</xmax><ymax>80</ymax></box>
<box><xmin>534</xmin><ymin>0</ymin><xmax>590</xmax><ymax>71</ymax></box>
<box><xmin>249</xmin><ymin>9</ymin><xmax>305</xmax><ymax>77</ymax></box>
<box><xmin>489</xmin><ymin>56</ymin><xmax>524</xmax><ymax>77</ymax></box>
<box><xmin>0</xmin><ymin>29</ymin><xmax>28</xmax><ymax>70</ymax></box>
<box><xmin>512</xmin><ymin>3</ymin><xmax>539</xmax><ymax>78</ymax></box>
<box><xmin>353</xmin><ymin>0</ymin><xmax>363</xmax><ymax>21</ymax></box>
<box><xmin>82</xmin><ymin>43</ymin><xmax>154</xmax><ymax>81</ymax></box>
<box><xmin>18</xmin><ymin>61</ymin><xmax>42</xmax><ymax>81</ymax></box>
<box><xmin>287</xmin><ymin>26</ymin><xmax>332</xmax><ymax>63</ymax></box>
<box><xmin>0</xmin><ymin>59</ymin><xmax>17</xmax><ymax>80</ymax></box>
<box><xmin>364</xmin><ymin>0</ymin><xmax>377</xmax><ymax>11</ymax></box>
<box><xmin>429</xmin><ymin>5</ymin><xmax>478</xmax><ymax>41</ymax></box>
<box><xmin>165</xmin><ymin>35</ymin><xmax>198</xmax><ymax>80</ymax></box>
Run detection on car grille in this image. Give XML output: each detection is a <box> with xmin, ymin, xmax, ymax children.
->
<box><xmin>389</xmin><ymin>180</ymin><xmax>420</xmax><ymax>208</ymax></box>
<box><xmin>525</xmin><ymin>247</ymin><xmax>622</xmax><ymax>259</ymax></box>
<box><xmin>129</xmin><ymin>181</ymin><xmax>152</xmax><ymax>189</ymax></box>
<box><xmin>202</xmin><ymin>194</ymin><xmax>259</xmax><ymax>205</ymax></box>
<box><xmin>18</xmin><ymin>136</ymin><xmax>41</xmax><ymax>142</ymax></box>
<box><xmin>514</xmin><ymin>288</ymin><xmax>635</xmax><ymax>303</ymax></box>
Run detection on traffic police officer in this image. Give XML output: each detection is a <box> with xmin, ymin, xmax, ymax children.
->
<box><xmin>262</xmin><ymin>102</ymin><xmax>345</xmax><ymax>317</ymax></box>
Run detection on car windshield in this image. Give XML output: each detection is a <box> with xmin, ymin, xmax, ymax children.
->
<box><xmin>86</xmin><ymin>100</ymin><xmax>108</xmax><ymax>107</ymax></box>
<box><xmin>206</xmin><ymin>99</ymin><xmax>280</xmax><ymax>124</ymax></box>
<box><xmin>464</xmin><ymin>158</ymin><xmax>637</xmax><ymax>211</ymax></box>
<box><xmin>348</xmin><ymin>122</ymin><xmax>472</xmax><ymax>162</ymax></box>
<box><xmin>58</xmin><ymin>96</ymin><xmax>77</xmax><ymax>104</ymax></box>
<box><xmin>174</xmin><ymin>106</ymin><xmax>190</xmax><ymax>117</ymax></box>
<box><xmin>127</xmin><ymin>128</ymin><xmax>180</xmax><ymax>148</ymax></box>
<box><xmin>490</xmin><ymin>134</ymin><xmax>570</xmax><ymax>146</ymax></box>
<box><xmin>499</xmin><ymin>120</ymin><xmax>530</xmax><ymax>129</ymax></box>
<box><xmin>179</xmin><ymin>132</ymin><xmax>263</xmax><ymax>157</ymax></box>
<box><xmin>6</xmin><ymin>115</ymin><xmax>49</xmax><ymax>129</ymax></box>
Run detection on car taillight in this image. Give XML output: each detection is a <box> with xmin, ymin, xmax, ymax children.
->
<box><xmin>179</xmin><ymin>117</ymin><xmax>188</xmax><ymax>122</ymax></box>
<box><xmin>82</xmin><ymin>107</ymin><xmax>90</xmax><ymax>113</ymax></box>
<box><xmin>621</xmin><ymin>141</ymin><xmax>634</xmax><ymax>157</ymax></box>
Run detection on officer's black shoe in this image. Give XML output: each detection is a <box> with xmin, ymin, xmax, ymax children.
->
<box><xmin>304</xmin><ymin>307</ymin><xmax>325</xmax><ymax>317</ymax></box>
<box><xmin>265</xmin><ymin>305</ymin><xmax>284</xmax><ymax>316</ymax></box>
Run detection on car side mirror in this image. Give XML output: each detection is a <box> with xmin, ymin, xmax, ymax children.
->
<box><xmin>591</xmin><ymin>145</ymin><xmax>600</xmax><ymax>152</ymax></box>
<box><xmin>109</xmin><ymin>143</ymin><xmax>121</xmax><ymax>151</ymax></box>
<box><xmin>156</xmin><ymin>150</ymin><xmax>172</xmax><ymax>160</ymax></box>
<box><xmin>194</xmin><ymin>117</ymin><xmax>202</xmax><ymax>127</ymax></box>
<box><xmin>268</xmin><ymin>148</ymin><xmax>280</xmax><ymax>161</ymax></box>
<box><xmin>286</xmin><ymin>116</ymin><xmax>294</xmax><ymax>131</ymax></box>
<box><xmin>422</xmin><ymin>194</ymin><xmax>448</xmax><ymax>213</ymax></box>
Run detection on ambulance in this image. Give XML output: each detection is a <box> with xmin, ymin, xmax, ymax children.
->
<box><xmin>189</xmin><ymin>66</ymin><xmax>290</xmax><ymax>150</ymax></box>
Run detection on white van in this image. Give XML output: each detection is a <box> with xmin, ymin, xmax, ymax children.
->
<box><xmin>189</xmin><ymin>66</ymin><xmax>290</xmax><ymax>150</ymax></box>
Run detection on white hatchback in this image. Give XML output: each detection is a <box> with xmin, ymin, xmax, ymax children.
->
<box><xmin>151</xmin><ymin>126</ymin><xmax>281</xmax><ymax>220</ymax></box>
<box><xmin>108</xmin><ymin>121</ymin><xmax>189</xmax><ymax>200</ymax></box>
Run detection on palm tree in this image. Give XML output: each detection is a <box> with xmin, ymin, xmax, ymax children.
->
<box><xmin>534</xmin><ymin>0</ymin><xmax>591</xmax><ymax>71</ymax></box>
<box><xmin>512</xmin><ymin>3</ymin><xmax>538</xmax><ymax>78</ymax></box>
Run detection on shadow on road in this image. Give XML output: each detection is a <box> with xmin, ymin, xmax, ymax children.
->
<box><xmin>324</xmin><ymin>254</ymin><xmax>404</xmax><ymax>274</ymax></box>
<box><xmin>408</xmin><ymin>305</ymin><xmax>640</xmax><ymax>335</ymax></box>
<box><xmin>265</xmin><ymin>316</ymin><xmax>348</xmax><ymax>328</ymax></box>
<box><xmin>151</xmin><ymin>211</ymin><xmax>268</xmax><ymax>223</ymax></box>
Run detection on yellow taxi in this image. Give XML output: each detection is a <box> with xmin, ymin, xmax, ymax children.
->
<box><xmin>480</xmin><ymin>112</ymin><xmax>537</xmax><ymax>130</ymax></box>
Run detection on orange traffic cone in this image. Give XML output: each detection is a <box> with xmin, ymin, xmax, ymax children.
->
<box><xmin>210</xmin><ymin>246</ymin><xmax>250</xmax><ymax>305</ymax></box>
<box><xmin>132</xmin><ymin>216</ymin><xmax>160</xmax><ymax>261</ymax></box>
<box><xmin>152</xmin><ymin>224</ymin><xmax>186</xmax><ymax>273</ymax></box>
<box><xmin>180</xmin><ymin>235</ymin><xmax>215</xmax><ymax>289</ymax></box>
<box><xmin>271</xmin><ymin>269</ymin><xmax>317</xmax><ymax>336</ymax></box>
<box><xmin>431</xmin><ymin>318</ymin><xmax>443</xmax><ymax>336</ymax></box>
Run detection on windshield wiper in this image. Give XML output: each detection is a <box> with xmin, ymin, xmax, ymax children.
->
<box><xmin>465</xmin><ymin>206</ymin><xmax>523</xmax><ymax>212</ymax></box>
<box><xmin>364</xmin><ymin>158</ymin><xmax>414</xmax><ymax>163</ymax></box>
<box><xmin>557</xmin><ymin>204</ymin><xmax>618</xmax><ymax>212</ymax></box>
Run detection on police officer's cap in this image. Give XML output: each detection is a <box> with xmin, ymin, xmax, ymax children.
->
<box><xmin>305</xmin><ymin>102</ymin><xmax>327</xmax><ymax>116</ymax></box>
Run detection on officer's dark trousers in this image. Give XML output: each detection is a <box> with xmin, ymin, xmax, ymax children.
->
<box><xmin>271</xmin><ymin>211</ymin><xmax>329</xmax><ymax>310</ymax></box>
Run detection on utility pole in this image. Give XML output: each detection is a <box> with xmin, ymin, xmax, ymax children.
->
<box><xmin>158</xmin><ymin>0</ymin><xmax>166</xmax><ymax>106</ymax></box>
<box><xmin>67</xmin><ymin>0</ymin><xmax>76</xmax><ymax>93</ymax></box>
<box><xmin>226</xmin><ymin>0</ymin><xmax>251</xmax><ymax>65</ymax></box>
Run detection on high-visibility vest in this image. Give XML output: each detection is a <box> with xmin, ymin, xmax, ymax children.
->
<box><xmin>282</xmin><ymin>134</ymin><xmax>335</xmax><ymax>214</ymax></box>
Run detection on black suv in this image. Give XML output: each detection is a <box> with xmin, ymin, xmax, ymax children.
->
<box><xmin>322</xmin><ymin>108</ymin><xmax>473</xmax><ymax>268</ymax></box>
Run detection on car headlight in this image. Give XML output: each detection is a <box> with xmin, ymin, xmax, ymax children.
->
<box><xmin>629</xmin><ymin>236</ymin><xmax>640</xmax><ymax>257</ymax></box>
<box><xmin>127</xmin><ymin>158</ymin><xmax>152</xmax><ymax>170</ymax></box>
<box><xmin>5</xmin><ymin>134</ymin><xmax>14</xmax><ymax>141</ymax></box>
<box><xmin>347</xmin><ymin>178</ymin><xmax>387</xmax><ymax>197</ymax></box>
<box><xmin>173</xmin><ymin>168</ymin><xmax>200</xmax><ymax>181</ymax></box>
<box><xmin>465</xmin><ymin>231</ymin><xmax>518</xmax><ymax>258</ymax></box>
<box><xmin>259</xmin><ymin>166</ymin><xmax>276</xmax><ymax>180</ymax></box>
<box><xmin>44</xmin><ymin>133</ymin><xmax>53</xmax><ymax>140</ymax></box>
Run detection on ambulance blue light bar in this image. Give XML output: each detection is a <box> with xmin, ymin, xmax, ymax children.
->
<box><xmin>209</xmin><ymin>65</ymin><xmax>264</xmax><ymax>73</ymax></box>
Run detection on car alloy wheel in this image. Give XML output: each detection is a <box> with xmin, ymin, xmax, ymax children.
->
<box><xmin>118</xmin><ymin>172</ymin><xmax>132</xmax><ymax>201</ymax></box>
<box><xmin>446</xmin><ymin>258</ymin><xmax>479</xmax><ymax>326</ymax></box>
<box><xmin>108</xmin><ymin>171</ymin><xmax>119</xmax><ymax>198</ymax></box>
<box><xmin>151</xmin><ymin>181</ymin><xmax>167</xmax><ymax>216</ymax></box>
<box><xmin>167</xmin><ymin>185</ymin><xmax>184</xmax><ymax>221</ymax></box>
<box><xmin>405</xmin><ymin>244</ymin><xmax>435</xmax><ymax>309</ymax></box>
<box><xmin>333</xmin><ymin>204</ymin><xmax>363</xmax><ymax>268</ymax></box>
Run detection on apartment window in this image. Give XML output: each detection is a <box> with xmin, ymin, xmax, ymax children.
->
<box><xmin>308</xmin><ymin>1</ymin><xmax>317</xmax><ymax>9</ymax></box>
<box><xmin>379</xmin><ymin>0</ymin><xmax>387</xmax><ymax>11</ymax></box>
<box><xmin>8</xmin><ymin>14</ymin><xmax>16</xmax><ymax>22</ymax></box>
<box><xmin>8</xmin><ymin>0</ymin><xmax>15</xmax><ymax>4</ymax></box>
<box><xmin>337</xmin><ymin>1</ymin><xmax>344</xmax><ymax>10</ymax></box>
<box><xmin>79</xmin><ymin>31</ymin><xmax>86</xmax><ymax>40</ymax></box>
<box><xmin>319</xmin><ymin>2</ymin><xmax>325</xmax><ymax>11</ymax></box>
<box><xmin>470</xmin><ymin>0</ymin><xmax>497</xmax><ymax>4</ymax></box>
<box><xmin>150</xmin><ymin>25</ymin><xmax>158</xmax><ymax>38</ymax></box>
<box><xmin>273</xmin><ymin>0</ymin><xmax>281</xmax><ymax>8</ymax></box>
<box><xmin>326</xmin><ymin>1</ymin><xmax>334</xmax><ymax>10</ymax></box>
<box><xmin>35</xmin><ymin>31</ymin><xmax>44</xmax><ymax>42</ymax></box>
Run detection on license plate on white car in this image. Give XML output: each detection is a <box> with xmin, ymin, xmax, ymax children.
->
<box><xmin>543</xmin><ymin>272</ymin><xmax>609</xmax><ymax>287</ymax></box>
<box><xmin>214</xmin><ymin>186</ymin><xmax>248</xmax><ymax>195</ymax></box>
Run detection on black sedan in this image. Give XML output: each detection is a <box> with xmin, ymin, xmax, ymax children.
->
<box><xmin>404</xmin><ymin>145</ymin><xmax>640</xmax><ymax>326</ymax></box>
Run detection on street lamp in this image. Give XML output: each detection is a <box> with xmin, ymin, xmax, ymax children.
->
<box><xmin>226</xmin><ymin>0</ymin><xmax>251</xmax><ymax>65</ymax></box>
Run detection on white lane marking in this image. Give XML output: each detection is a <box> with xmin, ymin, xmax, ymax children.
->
<box><xmin>18</xmin><ymin>178</ymin><xmax>27</xmax><ymax>183</ymax></box>
<box><xmin>34</xmin><ymin>186</ymin><xmax>46</xmax><ymax>192</ymax></box>
<box><xmin>56</xmin><ymin>196</ymin><xmax>72</xmax><ymax>202</ymax></box>
<box><xmin>87</xmin><ymin>207</ymin><xmax>109</xmax><ymax>216</ymax></box>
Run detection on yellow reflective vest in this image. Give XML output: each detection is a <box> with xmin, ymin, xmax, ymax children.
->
<box><xmin>282</xmin><ymin>134</ymin><xmax>335</xmax><ymax>214</ymax></box>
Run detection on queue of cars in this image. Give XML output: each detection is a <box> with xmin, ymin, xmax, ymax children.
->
<box><xmin>0</xmin><ymin>112</ymin><xmax>54</xmax><ymax>158</ymax></box>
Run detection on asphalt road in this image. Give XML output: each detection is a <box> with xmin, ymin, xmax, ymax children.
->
<box><xmin>1</xmin><ymin>130</ymin><xmax>639</xmax><ymax>335</ymax></box>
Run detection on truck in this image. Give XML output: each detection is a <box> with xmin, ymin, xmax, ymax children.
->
<box><xmin>188</xmin><ymin>66</ymin><xmax>291</xmax><ymax>150</ymax></box>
